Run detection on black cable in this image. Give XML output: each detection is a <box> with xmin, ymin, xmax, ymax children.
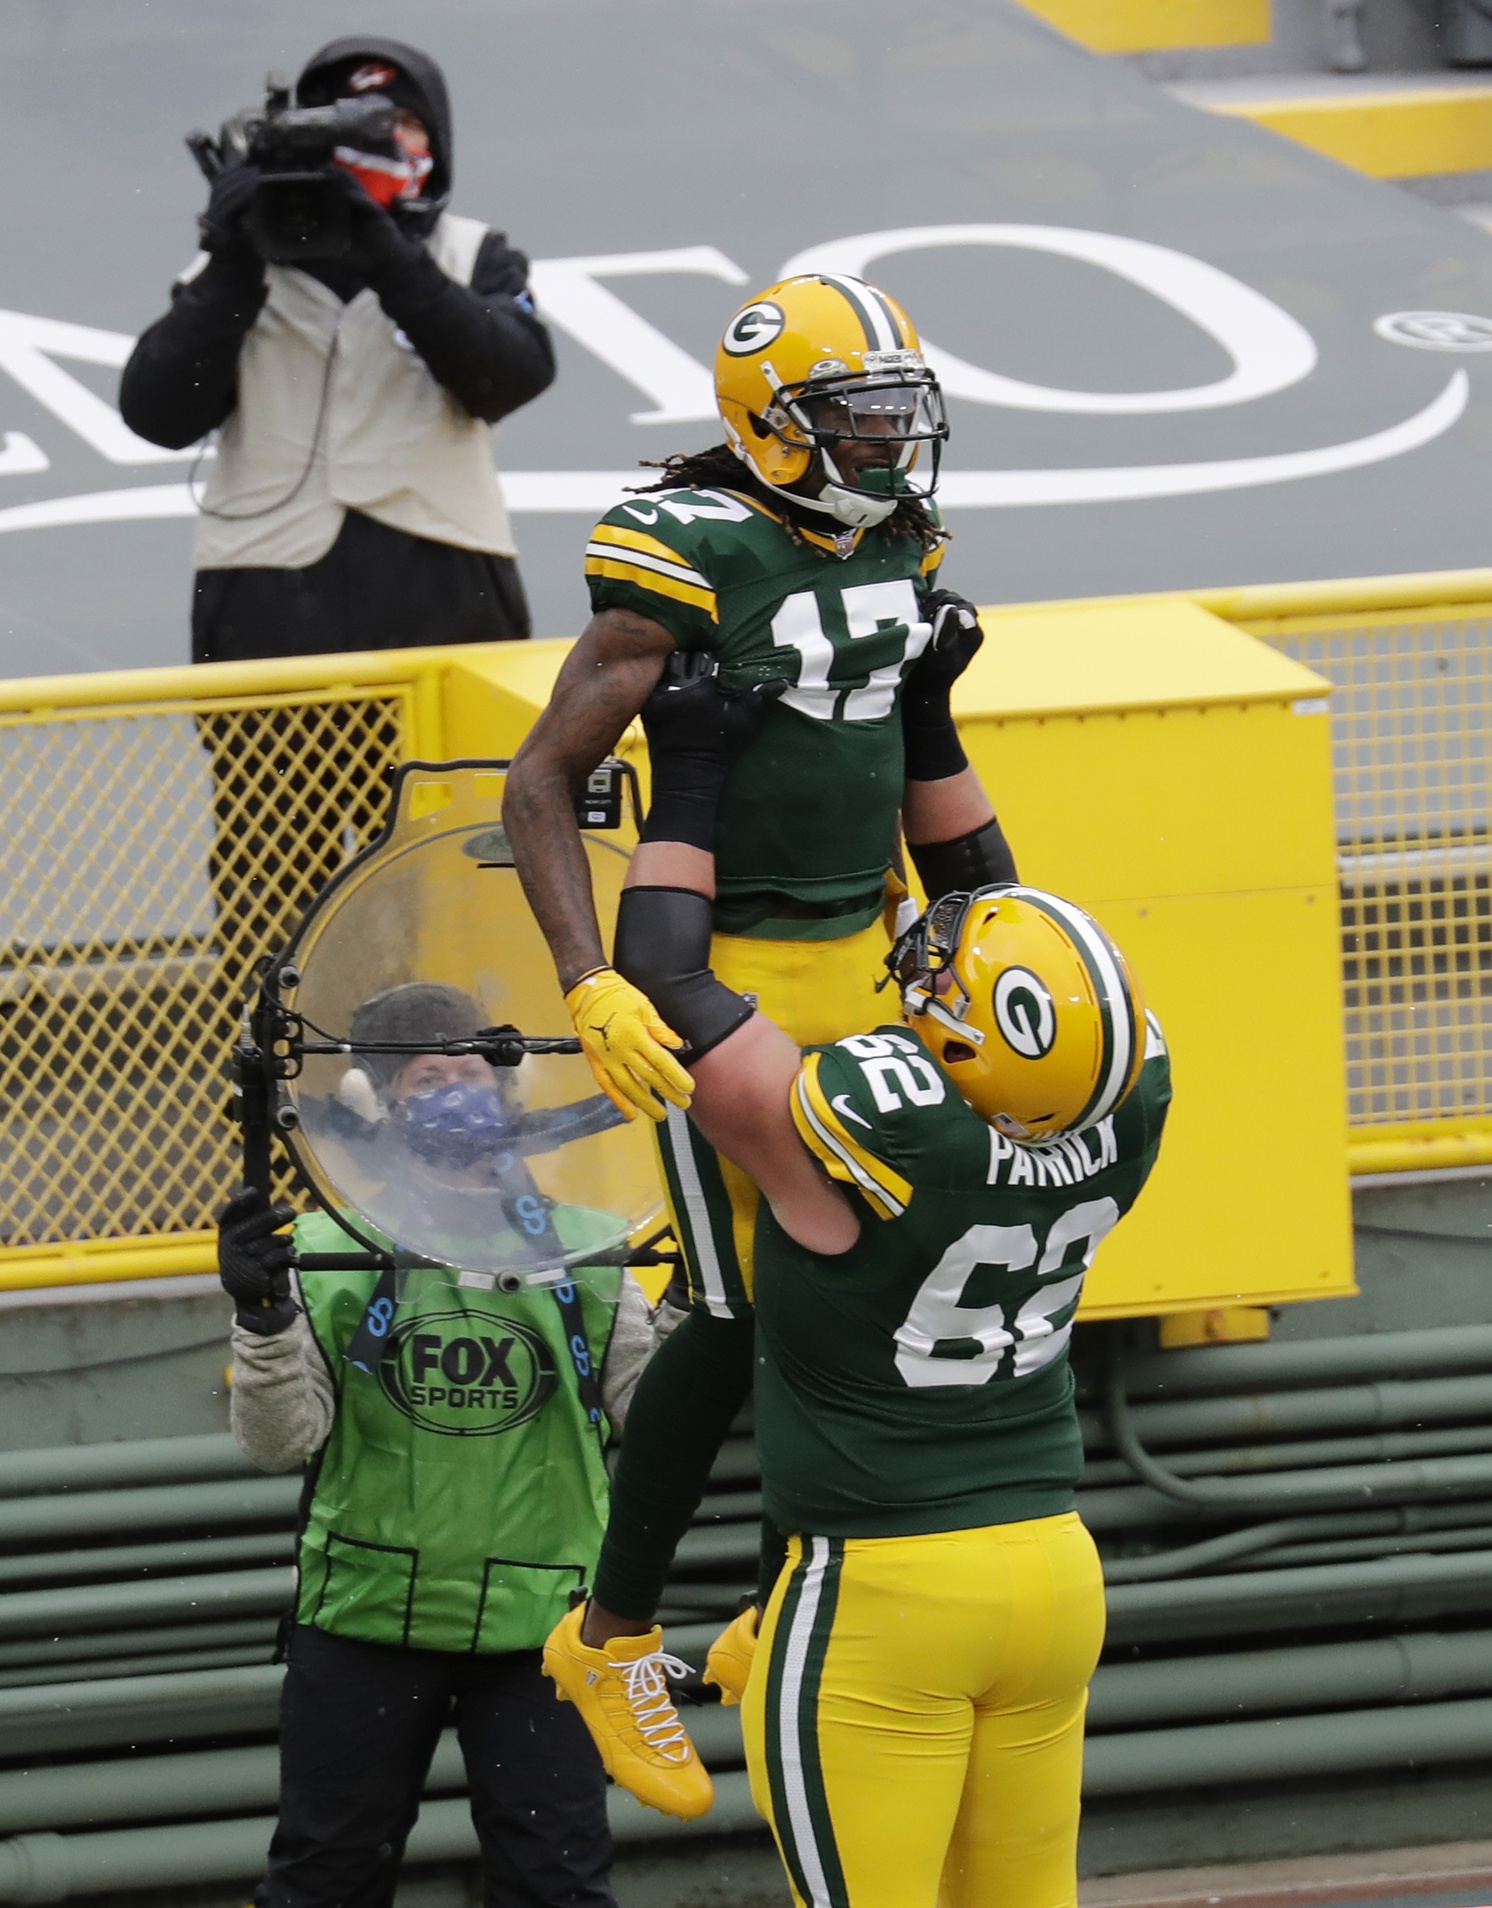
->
<box><xmin>188</xmin><ymin>316</ymin><xmax>344</xmax><ymax>522</ymax></box>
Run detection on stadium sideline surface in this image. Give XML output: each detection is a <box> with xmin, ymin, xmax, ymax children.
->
<box><xmin>1083</xmin><ymin>1844</ymin><xmax>1492</xmax><ymax>1908</ymax></box>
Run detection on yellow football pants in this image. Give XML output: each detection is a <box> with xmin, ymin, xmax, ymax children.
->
<box><xmin>742</xmin><ymin>1514</ymin><xmax>1107</xmax><ymax>1908</ymax></box>
<box><xmin>656</xmin><ymin>918</ymin><xmax>891</xmax><ymax>1314</ymax></box>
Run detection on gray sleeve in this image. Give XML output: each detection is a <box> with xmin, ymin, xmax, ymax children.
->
<box><xmin>601</xmin><ymin>1274</ymin><xmax>676</xmax><ymax>1435</ymax></box>
<box><xmin>228</xmin><ymin>1276</ymin><xmax>336</xmax><ymax>1473</ymax></box>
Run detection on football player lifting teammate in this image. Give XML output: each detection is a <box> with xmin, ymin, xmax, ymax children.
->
<box><xmin>503</xmin><ymin>273</ymin><xmax>1018</xmax><ymax>1814</ymax></box>
<box><xmin>574</xmin><ymin>663</ymin><xmax>1171</xmax><ymax>1907</ymax></box>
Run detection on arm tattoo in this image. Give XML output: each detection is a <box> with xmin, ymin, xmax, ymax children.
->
<box><xmin>503</xmin><ymin>609</ymin><xmax>675</xmax><ymax>989</ymax></box>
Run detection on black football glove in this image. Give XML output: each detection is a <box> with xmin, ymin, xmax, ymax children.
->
<box><xmin>198</xmin><ymin>163</ymin><xmax>264</xmax><ymax>262</ymax></box>
<box><xmin>902</xmin><ymin>588</ymin><xmax>984</xmax><ymax>782</ymax></box>
<box><xmin>335</xmin><ymin>169</ymin><xmax>427</xmax><ymax>289</ymax></box>
<box><xmin>638</xmin><ymin>654</ymin><xmax>788</xmax><ymax>850</ymax></box>
<box><xmin>906</xmin><ymin>589</ymin><xmax>984</xmax><ymax>707</ymax></box>
<box><xmin>218</xmin><ymin>1185</ymin><xmax>299</xmax><ymax>1336</ymax></box>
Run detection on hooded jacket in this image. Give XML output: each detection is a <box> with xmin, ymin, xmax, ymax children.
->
<box><xmin>295</xmin><ymin>36</ymin><xmax>456</xmax><ymax>233</ymax></box>
<box><xmin>120</xmin><ymin>38</ymin><xmax>554</xmax><ymax>569</ymax></box>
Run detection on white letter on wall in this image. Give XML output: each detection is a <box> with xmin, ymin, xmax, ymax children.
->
<box><xmin>0</xmin><ymin>309</ymin><xmax>197</xmax><ymax>463</ymax></box>
<box><xmin>781</xmin><ymin>226</ymin><xmax>1317</xmax><ymax>414</ymax></box>
<box><xmin>528</xmin><ymin>246</ymin><xmax>750</xmax><ymax>425</ymax></box>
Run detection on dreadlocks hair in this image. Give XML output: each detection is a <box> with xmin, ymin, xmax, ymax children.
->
<box><xmin>631</xmin><ymin>444</ymin><xmax>948</xmax><ymax>557</ymax></box>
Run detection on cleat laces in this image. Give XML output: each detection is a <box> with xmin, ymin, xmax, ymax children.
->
<box><xmin>618</xmin><ymin>1649</ymin><xmax>695</xmax><ymax>1762</ymax></box>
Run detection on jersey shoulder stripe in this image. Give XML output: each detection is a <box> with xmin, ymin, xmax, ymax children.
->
<box><xmin>584</xmin><ymin>553</ymin><xmax>717</xmax><ymax>617</ymax></box>
<box><xmin>792</xmin><ymin>1053</ymin><xmax>911</xmax><ymax>1222</ymax></box>
<box><xmin>584</xmin><ymin>522</ymin><xmax>718</xmax><ymax>619</ymax></box>
<box><xmin>588</xmin><ymin>521</ymin><xmax>709</xmax><ymax>577</ymax></box>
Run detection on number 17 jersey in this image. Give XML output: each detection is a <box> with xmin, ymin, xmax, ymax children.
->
<box><xmin>586</xmin><ymin>485</ymin><xmax>943</xmax><ymax>937</ymax></box>
<box><xmin>752</xmin><ymin>1020</ymin><xmax>1172</xmax><ymax>1539</ymax></box>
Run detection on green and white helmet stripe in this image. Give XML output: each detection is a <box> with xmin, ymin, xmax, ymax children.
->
<box><xmin>812</xmin><ymin>273</ymin><xmax>903</xmax><ymax>352</ymax></box>
<box><xmin>1007</xmin><ymin>886</ymin><xmax>1138</xmax><ymax>1132</ymax></box>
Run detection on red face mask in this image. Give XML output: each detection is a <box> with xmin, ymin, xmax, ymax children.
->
<box><xmin>334</xmin><ymin>125</ymin><xmax>433</xmax><ymax>208</ymax></box>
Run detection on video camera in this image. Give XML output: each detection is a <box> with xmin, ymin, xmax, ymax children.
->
<box><xmin>187</xmin><ymin>74</ymin><xmax>396</xmax><ymax>266</ymax></box>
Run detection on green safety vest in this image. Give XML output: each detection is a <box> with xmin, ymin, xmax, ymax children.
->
<box><xmin>292</xmin><ymin>1208</ymin><xmax>622</xmax><ymax>1654</ymax></box>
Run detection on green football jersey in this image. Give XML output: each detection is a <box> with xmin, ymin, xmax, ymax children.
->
<box><xmin>585</xmin><ymin>485</ymin><xmax>943</xmax><ymax>939</ymax></box>
<box><xmin>752</xmin><ymin>1018</ymin><xmax>1172</xmax><ymax>1538</ymax></box>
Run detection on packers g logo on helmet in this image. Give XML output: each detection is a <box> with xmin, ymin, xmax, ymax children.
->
<box><xmin>992</xmin><ymin>968</ymin><xmax>1056</xmax><ymax>1059</ymax></box>
<box><xmin>721</xmin><ymin>301</ymin><xmax>785</xmax><ymax>356</ymax></box>
<box><xmin>892</xmin><ymin>886</ymin><xmax>1145</xmax><ymax>1142</ymax></box>
<box><xmin>714</xmin><ymin>273</ymin><xmax>948</xmax><ymax>529</ymax></box>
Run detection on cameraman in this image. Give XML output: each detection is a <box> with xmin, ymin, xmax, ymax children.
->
<box><xmin>221</xmin><ymin>981</ymin><xmax>669</xmax><ymax>1906</ymax></box>
<box><xmin>120</xmin><ymin>38</ymin><xmax>554</xmax><ymax>660</ymax></box>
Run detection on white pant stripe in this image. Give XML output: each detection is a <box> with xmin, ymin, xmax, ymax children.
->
<box><xmin>775</xmin><ymin>1537</ymin><xmax>834</xmax><ymax>1908</ymax></box>
<box><xmin>663</xmin><ymin>1105</ymin><xmax>731</xmax><ymax>1318</ymax></box>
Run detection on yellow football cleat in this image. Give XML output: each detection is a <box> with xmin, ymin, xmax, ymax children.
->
<box><xmin>542</xmin><ymin>1605</ymin><xmax>715</xmax><ymax>1820</ymax></box>
<box><xmin>703</xmin><ymin>1603</ymin><xmax>759</xmax><ymax>1707</ymax></box>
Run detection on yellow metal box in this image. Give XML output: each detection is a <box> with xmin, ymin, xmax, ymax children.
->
<box><xmin>965</xmin><ymin>600</ymin><xmax>1352</xmax><ymax>1316</ymax></box>
<box><xmin>446</xmin><ymin>602</ymin><xmax>1354</xmax><ymax>1320</ymax></box>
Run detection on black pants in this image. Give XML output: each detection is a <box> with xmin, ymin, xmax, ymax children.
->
<box><xmin>592</xmin><ymin>1307</ymin><xmax>756</xmax><ymax>1622</ymax></box>
<box><xmin>193</xmin><ymin>510</ymin><xmax>531</xmax><ymax>663</ymax></box>
<box><xmin>257</xmin><ymin>1625</ymin><xmax>616</xmax><ymax>1908</ymax></box>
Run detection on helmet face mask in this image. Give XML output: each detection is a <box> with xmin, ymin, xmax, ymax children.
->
<box><xmin>716</xmin><ymin>277</ymin><xmax>948</xmax><ymax>526</ymax></box>
<box><xmin>889</xmin><ymin>885</ymin><xmax>1146</xmax><ymax>1143</ymax></box>
<box><xmin>888</xmin><ymin>890</ymin><xmax>978</xmax><ymax>1029</ymax></box>
<box><xmin>785</xmin><ymin>371</ymin><xmax>946</xmax><ymax>526</ymax></box>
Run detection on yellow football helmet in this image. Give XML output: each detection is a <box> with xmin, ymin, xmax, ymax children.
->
<box><xmin>890</xmin><ymin>886</ymin><xmax>1146</xmax><ymax>1142</ymax></box>
<box><xmin>715</xmin><ymin>274</ymin><xmax>947</xmax><ymax>529</ymax></box>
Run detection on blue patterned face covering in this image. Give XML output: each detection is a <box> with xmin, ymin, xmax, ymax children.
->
<box><xmin>398</xmin><ymin>1081</ymin><xmax>513</xmax><ymax>1168</ymax></box>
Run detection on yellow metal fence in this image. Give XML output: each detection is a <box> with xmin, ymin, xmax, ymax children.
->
<box><xmin>1262</xmin><ymin>615</ymin><xmax>1492</xmax><ymax>1141</ymax></box>
<box><xmin>0</xmin><ymin>655</ymin><xmax>444</xmax><ymax>1288</ymax></box>
<box><xmin>5</xmin><ymin>573</ymin><xmax>1492</xmax><ymax>1294</ymax></box>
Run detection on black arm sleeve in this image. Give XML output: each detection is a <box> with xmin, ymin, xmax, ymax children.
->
<box><xmin>613</xmin><ymin>887</ymin><xmax>754</xmax><ymax>1062</ymax></box>
<box><xmin>117</xmin><ymin>255</ymin><xmax>269</xmax><ymax>450</ymax></box>
<box><xmin>371</xmin><ymin>230</ymin><xmax>556</xmax><ymax>425</ymax></box>
<box><xmin>909</xmin><ymin>818</ymin><xmax>1019</xmax><ymax>899</ymax></box>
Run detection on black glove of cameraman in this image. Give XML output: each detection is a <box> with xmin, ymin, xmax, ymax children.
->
<box><xmin>334</xmin><ymin>169</ymin><xmax>426</xmax><ymax>290</ymax></box>
<box><xmin>197</xmin><ymin>162</ymin><xmax>265</xmax><ymax>268</ymax></box>
<box><xmin>902</xmin><ymin>588</ymin><xmax>984</xmax><ymax>783</ymax></box>
<box><xmin>218</xmin><ymin>1185</ymin><xmax>298</xmax><ymax>1336</ymax></box>
<box><xmin>638</xmin><ymin>653</ymin><xmax>787</xmax><ymax>850</ymax></box>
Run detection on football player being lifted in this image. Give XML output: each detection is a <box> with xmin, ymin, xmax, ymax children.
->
<box><xmin>503</xmin><ymin>273</ymin><xmax>1018</xmax><ymax>1815</ymax></box>
<box><xmin>568</xmin><ymin>662</ymin><xmax>1171</xmax><ymax>1908</ymax></box>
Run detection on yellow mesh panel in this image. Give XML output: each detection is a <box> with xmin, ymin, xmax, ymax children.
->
<box><xmin>0</xmin><ymin>692</ymin><xmax>406</xmax><ymax>1248</ymax></box>
<box><xmin>1259</xmin><ymin>619</ymin><xmax>1492</xmax><ymax>1129</ymax></box>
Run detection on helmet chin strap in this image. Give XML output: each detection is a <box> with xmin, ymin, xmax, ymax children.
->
<box><xmin>789</xmin><ymin>450</ymin><xmax>900</xmax><ymax>529</ymax></box>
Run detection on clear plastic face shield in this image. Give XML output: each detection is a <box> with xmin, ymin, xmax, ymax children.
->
<box><xmin>269</xmin><ymin>762</ymin><xmax>664</xmax><ymax>1305</ymax></box>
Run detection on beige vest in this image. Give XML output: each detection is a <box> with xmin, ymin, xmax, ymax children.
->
<box><xmin>192</xmin><ymin>212</ymin><xmax>516</xmax><ymax>570</ymax></box>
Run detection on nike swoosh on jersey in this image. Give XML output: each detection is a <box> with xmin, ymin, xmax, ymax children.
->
<box><xmin>792</xmin><ymin>1057</ymin><xmax>911</xmax><ymax>1222</ymax></box>
<box><xmin>831</xmin><ymin>1094</ymin><xmax>873</xmax><ymax>1131</ymax></box>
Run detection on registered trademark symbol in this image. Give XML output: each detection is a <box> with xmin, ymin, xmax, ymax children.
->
<box><xmin>1374</xmin><ymin>310</ymin><xmax>1492</xmax><ymax>352</ymax></box>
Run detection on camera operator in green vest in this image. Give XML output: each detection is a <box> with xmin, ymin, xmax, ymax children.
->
<box><xmin>219</xmin><ymin>981</ymin><xmax>668</xmax><ymax>1908</ymax></box>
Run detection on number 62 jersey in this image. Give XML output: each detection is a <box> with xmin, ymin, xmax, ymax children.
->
<box><xmin>751</xmin><ymin>1017</ymin><xmax>1172</xmax><ymax>1539</ymax></box>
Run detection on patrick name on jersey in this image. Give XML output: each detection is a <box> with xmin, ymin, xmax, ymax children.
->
<box><xmin>826</xmin><ymin>1028</ymin><xmax>1124</xmax><ymax>1197</ymax></box>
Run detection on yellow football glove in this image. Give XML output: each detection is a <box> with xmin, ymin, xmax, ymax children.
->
<box><xmin>564</xmin><ymin>966</ymin><xmax>694</xmax><ymax>1124</ymax></box>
